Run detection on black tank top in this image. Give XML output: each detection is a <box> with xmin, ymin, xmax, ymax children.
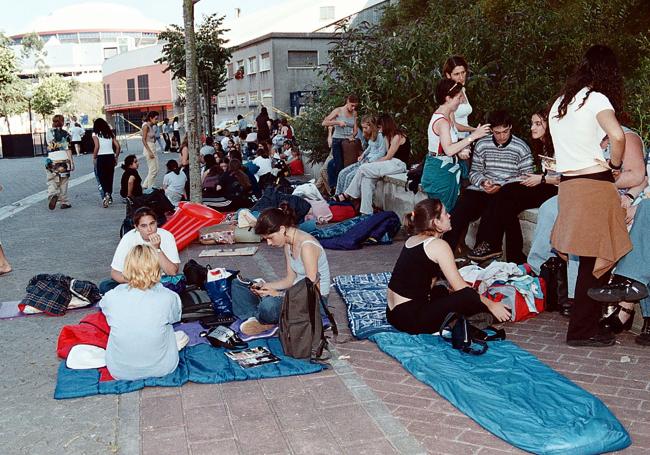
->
<box><xmin>394</xmin><ymin>136</ymin><xmax>411</xmax><ymax>165</ymax></box>
<box><xmin>388</xmin><ymin>237</ymin><xmax>442</xmax><ymax>300</ymax></box>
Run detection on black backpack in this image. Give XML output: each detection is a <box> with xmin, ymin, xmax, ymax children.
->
<box><xmin>440</xmin><ymin>312</ymin><xmax>505</xmax><ymax>355</ymax></box>
<box><xmin>180</xmin><ymin>287</ymin><xmax>214</xmax><ymax>322</ymax></box>
<box><xmin>278</xmin><ymin>278</ymin><xmax>337</xmax><ymax>361</ymax></box>
<box><xmin>183</xmin><ymin>260</ymin><xmax>210</xmax><ymax>289</ymax></box>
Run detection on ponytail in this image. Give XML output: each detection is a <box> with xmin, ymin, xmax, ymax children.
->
<box><xmin>404</xmin><ymin>199</ymin><xmax>444</xmax><ymax>236</ymax></box>
<box><xmin>255</xmin><ymin>203</ymin><xmax>296</xmax><ymax>235</ymax></box>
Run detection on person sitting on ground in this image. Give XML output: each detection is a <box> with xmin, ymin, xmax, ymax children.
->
<box><xmin>202</xmin><ymin>154</ymin><xmax>218</xmax><ymax>182</ymax></box>
<box><xmin>229</xmin><ymin>159</ymin><xmax>252</xmax><ymax>195</ymax></box>
<box><xmin>280</xmin><ymin>118</ymin><xmax>293</xmax><ymax>140</ymax></box>
<box><xmin>252</xmin><ymin>144</ymin><xmax>273</xmax><ymax>181</ymax></box>
<box><xmin>100</xmin><ymin>244</ymin><xmax>188</xmax><ymax>381</ymax></box>
<box><xmin>288</xmin><ymin>146</ymin><xmax>304</xmax><ymax>176</ymax></box>
<box><xmin>162</xmin><ymin>159</ymin><xmax>187</xmax><ymax>207</ymax></box>
<box><xmin>443</xmin><ymin>110</ymin><xmax>534</xmax><ymax>253</ymax></box>
<box><xmin>220</xmin><ymin>129</ymin><xmax>232</xmax><ymax>152</ymax></box>
<box><xmin>119</xmin><ymin>155</ymin><xmax>143</xmax><ymax>202</ymax></box>
<box><xmin>467</xmin><ymin>108</ymin><xmax>559</xmax><ymax>263</ymax></box>
<box><xmin>99</xmin><ymin>207</ymin><xmax>180</xmax><ymax>294</ymax></box>
<box><xmin>337</xmin><ymin>114</ymin><xmax>411</xmax><ymax>215</ymax></box>
<box><xmin>420</xmin><ymin>80</ymin><xmax>491</xmax><ymax>211</ymax></box>
<box><xmin>199</xmin><ymin>136</ymin><xmax>216</xmax><ymax>162</ymax></box>
<box><xmin>231</xmin><ymin>204</ymin><xmax>331</xmax><ymax>333</ymax></box>
<box><xmin>386</xmin><ymin>199</ymin><xmax>511</xmax><ymax>334</ymax></box>
<box><xmin>333</xmin><ymin>115</ymin><xmax>387</xmax><ymax>197</ymax></box>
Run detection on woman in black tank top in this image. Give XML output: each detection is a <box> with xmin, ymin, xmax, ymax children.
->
<box><xmin>386</xmin><ymin>199</ymin><xmax>511</xmax><ymax>334</ymax></box>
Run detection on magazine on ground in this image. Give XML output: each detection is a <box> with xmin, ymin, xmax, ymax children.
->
<box><xmin>225</xmin><ymin>346</ymin><xmax>281</xmax><ymax>368</ymax></box>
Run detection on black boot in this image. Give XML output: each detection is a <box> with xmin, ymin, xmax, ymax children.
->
<box><xmin>635</xmin><ymin>318</ymin><xmax>650</xmax><ymax>346</ymax></box>
<box><xmin>556</xmin><ymin>260</ymin><xmax>572</xmax><ymax>317</ymax></box>
<box><xmin>540</xmin><ymin>256</ymin><xmax>563</xmax><ymax>312</ymax></box>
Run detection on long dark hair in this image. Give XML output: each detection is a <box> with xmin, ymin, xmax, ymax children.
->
<box><xmin>435</xmin><ymin>79</ymin><xmax>464</xmax><ymax>105</ymax></box>
<box><xmin>166</xmin><ymin>159</ymin><xmax>180</xmax><ymax>175</ymax></box>
<box><xmin>442</xmin><ymin>55</ymin><xmax>468</xmax><ymax>78</ymax></box>
<box><xmin>255</xmin><ymin>203</ymin><xmax>296</xmax><ymax>235</ymax></box>
<box><xmin>204</xmin><ymin>154</ymin><xmax>217</xmax><ymax>169</ymax></box>
<box><xmin>531</xmin><ymin>108</ymin><xmax>555</xmax><ymax>158</ymax></box>
<box><xmin>121</xmin><ymin>154</ymin><xmax>137</xmax><ymax>170</ymax></box>
<box><xmin>555</xmin><ymin>45</ymin><xmax>623</xmax><ymax>119</ymax></box>
<box><xmin>404</xmin><ymin>199</ymin><xmax>444</xmax><ymax>236</ymax></box>
<box><xmin>93</xmin><ymin>118</ymin><xmax>114</xmax><ymax>138</ymax></box>
<box><xmin>378</xmin><ymin>114</ymin><xmax>405</xmax><ymax>144</ymax></box>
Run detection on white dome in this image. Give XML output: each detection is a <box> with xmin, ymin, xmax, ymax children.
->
<box><xmin>19</xmin><ymin>2</ymin><xmax>164</xmax><ymax>35</ymax></box>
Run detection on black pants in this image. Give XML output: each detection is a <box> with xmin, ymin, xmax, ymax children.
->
<box><xmin>386</xmin><ymin>287</ymin><xmax>487</xmax><ymax>334</ymax></box>
<box><xmin>567</xmin><ymin>256</ymin><xmax>611</xmax><ymax>341</ymax></box>
<box><xmin>477</xmin><ymin>183</ymin><xmax>557</xmax><ymax>263</ymax></box>
<box><xmin>182</xmin><ymin>166</ymin><xmax>190</xmax><ymax>199</ymax></box>
<box><xmin>173</xmin><ymin>131</ymin><xmax>181</xmax><ymax>145</ymax></box>
<box><xmin>163</xmin><ymin>133</ymin><xmax>171</xmax><ymax>151</ymax></box>
<box><xmin>444</xmin><ymin>189</ymin><xmax>495</xmax><ymax>249</ymax></box>
<box><xmin>96</xmin><ymin>154</ymin><xmax>116</xmax><ymax>195</ymax></box>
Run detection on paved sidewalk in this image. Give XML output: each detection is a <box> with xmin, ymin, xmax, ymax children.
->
<box><xmin>0</xmin><ymin>150</ymin><xmax>648</xmax><ymax>454</ymax></box>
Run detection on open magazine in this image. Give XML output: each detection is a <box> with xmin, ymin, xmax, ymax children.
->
<box><xmin>225</xmin><ymin>347</ymin><xmax>281</xmax><ymax>368</ymax></box>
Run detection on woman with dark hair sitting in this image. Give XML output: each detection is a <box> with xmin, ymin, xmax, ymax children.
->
<box><xmin>119</xmin><ymin>154</ymin><xmax>143</xmax><ymax>201</ymax></box>
<box><xmin>231</xmin><ymin>204</ymin><xmax>330</xmax><ymax>333</ymax></box>
<box><xmin>386</xmin><ymin>199</ymin><xmax>511</xmax><ymax>334</ymax></box>
<box><xmin>93</xmin><ymin>117</ymin><xmax>121</xmax><ymax>207</ymax></box>
<box><xmin>162</xmin><ymin>159</ymin><xmax>186</xmax><ymax>207</ymax></box>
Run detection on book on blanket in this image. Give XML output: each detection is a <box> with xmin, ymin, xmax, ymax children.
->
<box><xmin>225</xmin><ymin>346</ymin><xmax>280</xmax><ymax>368</ymax></box>
<box><xmin>199</xmin><ymin>246</ymin><xmax>258</xmax><ymax>257</ymax></box>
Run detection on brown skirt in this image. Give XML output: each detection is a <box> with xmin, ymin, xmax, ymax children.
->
<box><xmin>551</xmin><ymin>177</ymin><xmax>631</xmax><ymax>278</ymax></box>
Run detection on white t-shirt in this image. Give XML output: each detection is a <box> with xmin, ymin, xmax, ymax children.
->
<box><xmin>173</xmin><ymin>121</ymin><xmax>180</xmax><ymax>132</ymax></box>
<box><xmin>252</xmin><ymin>156</ymin><xmax>273</xmax><ymax>180</ymax></box>
<box><xmin>111</xmin><ymin>228</ymin><xmax>180</xmax><ymax>272</ymax></box>
<box><xmin>221</xmin><ymin>136</ymin><xmax>231</xmax><ymax>151</ymax></box>
<box><xmin>163</xmin><ymin>171</ymin><xmax>187</xmax><ymax>195</ymax></box>
<box><xmin>549</xmin><ymin>87</ymin><xmax>614</xmax><ymax>173</ymax></box>
<box><xmin>70</xmin><ymin>125</ymin><xmax>85</xmax><ymax>142</ymax></box>
<box><xmin>95</xmin><ymin>135</ymin><xmax>114</xmax><ymax>156</ymax></box>
<box><xmin>199</xmin><ymin>145</ymin><xmax>215</xmax><ymax>156</ymax></box>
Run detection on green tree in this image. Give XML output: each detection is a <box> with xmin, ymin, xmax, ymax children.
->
<box><xmin>156</xmin><ymin>13</ymin><xmax>231</xmax><ymax>133</ymax></box>
<box><xmin>0</xmin><ymin>33</ymin><xmax>27</xmax><ymax>133</ymax></box>
<box><xmin>31</xmin><ymin>75</ymin><xmax>73</xmax><ymax>121</ymax></box>
<box><xmin>300</xmin><ymin>0</ymin><xmax>650</xmax><ymax>163</ymax></box>
<box><xmin>20</xmin><ymin>31</ymin><xmax>49</xmax><ymax>77</ymax></box>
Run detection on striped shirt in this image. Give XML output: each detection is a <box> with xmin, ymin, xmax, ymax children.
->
<box><xmin>468</xmin><ymin>135</ymin><xmax>534</xmax><ymax>191</ymax></box>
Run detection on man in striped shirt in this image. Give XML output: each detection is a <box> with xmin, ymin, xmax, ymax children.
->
<box><xmin>444</xmin><ymin>110</ymin><xmax>534</xmax><ymax>256</ymax></box>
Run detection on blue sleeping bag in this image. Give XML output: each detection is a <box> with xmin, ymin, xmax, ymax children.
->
<box><xmin>370</xmin><ymin>332</ymin><xmax>631</xmax><ymax>455</ymax></box>
<box><xmin>321</xmin><ymin>211</ymin><xmax>401</xmax><ymax>250</ymax></box>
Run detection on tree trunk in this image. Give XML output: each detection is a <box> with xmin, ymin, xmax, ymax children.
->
<box><xmin>4</xmin><ymin>116</ymin><xmax>12</xmax><ymax>134</ymax></box>
<box><xmin>183</xmin><ymin>0</ymin><xmax>202</xmax><ymax>203</ymax></box>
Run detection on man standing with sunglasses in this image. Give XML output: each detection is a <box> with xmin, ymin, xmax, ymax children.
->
<box><xmin>443</xmin><ymin>110</ymin><xmax>534</xmax><ymax>257</ymax></box>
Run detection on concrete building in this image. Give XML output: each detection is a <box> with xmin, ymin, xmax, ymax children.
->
<box><xmin>102</xmin><ymin>43</ymin><xmax>177</xmax><ymax>134</ymax></box>
<box><xmin>10</xmin><ymin>2</ymin><xmax>163</xmax><ymax>82</ymax></box>
<box><xmin>215</xmin><ymin>0</ymin><xmax>390</xmax><ymax>124</ymax></box>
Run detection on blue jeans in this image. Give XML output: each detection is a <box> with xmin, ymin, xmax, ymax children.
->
<box><xmin>231</xmin><ymin>277</ymin><xmax>329</xmax><ymax>324</ymax></box>
<box><xmin>327</xmin><ymin>138</ymin><xmax>344</xmax><ymax>190</ymax></box>
<box><xmin>527</xmin><ymin>196</ymin><xmax>579</xmax><ymax>298</ymax></box>
<box><xmin>99</xmin><ymin>278</ymin><xmax>119</xmax><ymax>295</ymax></box>
<box><xmin>612</xmin><ymin>199</ymin><xmax>650</xmax><ymax>317</ymax></box>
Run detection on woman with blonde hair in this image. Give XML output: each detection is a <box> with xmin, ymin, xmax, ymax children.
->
<box><xmin>99</xmin><ymin>244</ymin><xmax>187</xmax><ymax>380</ymax></box>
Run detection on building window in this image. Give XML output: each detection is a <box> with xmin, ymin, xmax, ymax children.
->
<box><xmin>58</xmin><ymin>32</ymin><xmax>79</xmax><ymax>43</ymax></box>
<box><xmin>261</xmin><ymin>89</ymin><xmax>272</xmax><ymax>108</ymax></box>
<box><xmin>103</xmin><ymin>47</ymin><xmax>118</xmax><ymax>60</ymax></box>
<box><xmin>227</xmin><ymin>95</ymin><xmax>236</xmax><ymax>107</ymax></box>
<box><xmin>249</xmin><ymin>91</ymin><xmax>259</xmax><ymax>105</ymax></box>
<box><xmin>227</xmin><ymin>63</ymin><xmax>234</xmax><ymax>78</ymax></box>
<box><xmin>260</xmin><ymin>53</ymin><xmax>271</xmax><ymax>72</ymax></box>
<box><xmin>103</xmin><ymin>84</ymin><xmax>111</xmax><ymax>105</ymax></box>
<box><xmin>237</xmin><ymin>93</ymin><xmax>247</xmax><ymax>106</ymax></box>
<box><xmin>247</xmin><ymin>56</ymin><xmax>258</xmax><ymax>74</ymax></box>
<box><xmin>320</xmin><ymin>6</ymin><xmax>335</xmax><ymax>20</ymax></box>
<box><xmin>287</xmin><ymin>51</ymin><xmax>318</xmax><ymax>68</ymax></box>
<box><xmin>236</xmin><ymin>60</ymin><xmax>244</xmax><ymax>73</ymax></box>
<box><xmin>217</xmin><ymin>96</ymin><xmax>227</xmax><ymax>109</ymax></box>
<box><xmin>137</xmin><ymin>74</ymin><xmax>150</xmax><ymax>100</ymax></box>
<box><xmin>127</xmin><ymin>78</ymin><xmax>136</xmax><ymax>102</ymax></box>
<box><xmin>79</xmin><ymin>32</ymin><xmax>100</xmax><ymax>43</ymax></box>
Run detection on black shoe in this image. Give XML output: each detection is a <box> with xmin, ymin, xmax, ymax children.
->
<box><xmin>635</xmin><ymin>318</ymin><xmax>650</xmax><ymax>346</ymax></box>
<box><xmin>48</xmin><ymin>194</ymin><xmax>58</xmax><ymax>210</ymax></box>
<box><xmin>60</xmin><ymin>203</ymin><xmax>72</xmax><ymax>209</ymax></box>
<box><xmin>560</xmin><ymin>298</ymin><xmax>573</xmax><ymax>317</ymax></box>
<box><xmin>588</xmin><ymin>276</ymin><xmax>648</xmax><ymax>303</ymax></box>
<box><xmin>467</xmin><ymin>241</ymin><xmax>502</xmax><ymax>262</ymax></box>
<box><xmin>567</xmin><ymin>332</ymin><xmax>616</xmax><ymax>347</ymax></box>
<box><xmin>600</xmin><ymin>305</ymin><xmax>635</xmax><ymax>334</ymax></box>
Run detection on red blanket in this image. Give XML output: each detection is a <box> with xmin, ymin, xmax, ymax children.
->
<box><xmin>57</xmin><ymin>312</ymin><xmax>114</xmax><ymax>381</ymax></box>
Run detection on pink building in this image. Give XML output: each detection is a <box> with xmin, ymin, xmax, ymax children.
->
<box><xmin>102</xmin><ymin>44</ymin><xmax>176</xmax><ymax>132</ymax></box>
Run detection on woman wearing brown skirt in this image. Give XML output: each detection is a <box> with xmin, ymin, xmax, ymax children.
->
<box><xmin>548</xmin><ymin>45</ymin><xmax>632</xmax><ymax>347</ymax></box>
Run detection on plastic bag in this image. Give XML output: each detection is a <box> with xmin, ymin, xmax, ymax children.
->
<box><xmin>205</xmin><ymin>268</ymin><xmax>236</xmax><ymax>317</ymax></box>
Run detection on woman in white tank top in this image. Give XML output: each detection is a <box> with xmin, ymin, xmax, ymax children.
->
<box><xmin>92</xmin><ymin>118</ymin><xmax>121</xmax><ymax>208</ymax></box>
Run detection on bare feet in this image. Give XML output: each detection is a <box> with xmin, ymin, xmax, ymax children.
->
<box><xmin>0</xmin><ymin>264</ymin><xmax>12</xmax><ymax>276</ymax></box>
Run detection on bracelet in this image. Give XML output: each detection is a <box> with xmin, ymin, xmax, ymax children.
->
<box><xmin>540</xmin><ymin>174</ymin><xmax>546</xmax><ymax>184</ymax></box>
<box><xmin>624</xmin><ymin>192</ymin><xmax>635</xmax><ymax>201</ymax></box>
<box><xmin>610</xmin><ymin>161</ymin><xmax>623</xmax><ymax>170</ymax></box>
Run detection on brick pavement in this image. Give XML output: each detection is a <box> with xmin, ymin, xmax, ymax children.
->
<box><xmin>1</xmin><ymin>149</ymin><xmax>649</xmax><ymax>453</ymax></box>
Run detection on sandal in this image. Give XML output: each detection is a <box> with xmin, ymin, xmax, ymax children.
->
<box><xmin>202</xmin><ymin>325</ymin><xmax>249</xmax><ymax>350</ymax></box>
<box><xmin>330</xmin><ymin>193</ymin><xmax>351</xmax><ymax>203</ymax></box>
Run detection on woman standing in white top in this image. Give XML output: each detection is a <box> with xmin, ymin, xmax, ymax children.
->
<box><xmin>92</xmin><ymin>118</ymin><xmax>121</xmax><ymax>208</ymax></box>
<box><xmin>548</xmin><ymin>45</ymin><xmax>630</xmax><ymax>347</ymax></box>
<box><xmin>443</xmin><ymin>56</ymin><xmax>476</xmax><ymax>139</ymax></box>
<box><xmin>70</xmin><ymin>122</ymin><xmax>85</xmax><ymax>156</ymax></box>
<box><xmin>420</xmin><ymin>79</ymin><xmax>489</xmax><ymax>211</ymax></box>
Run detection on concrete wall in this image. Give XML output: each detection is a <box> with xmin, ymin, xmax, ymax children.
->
<box><xmin>103</xmin><ymin>63</ymin><xmax>172</xmax><ymax>108</ymax></box>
